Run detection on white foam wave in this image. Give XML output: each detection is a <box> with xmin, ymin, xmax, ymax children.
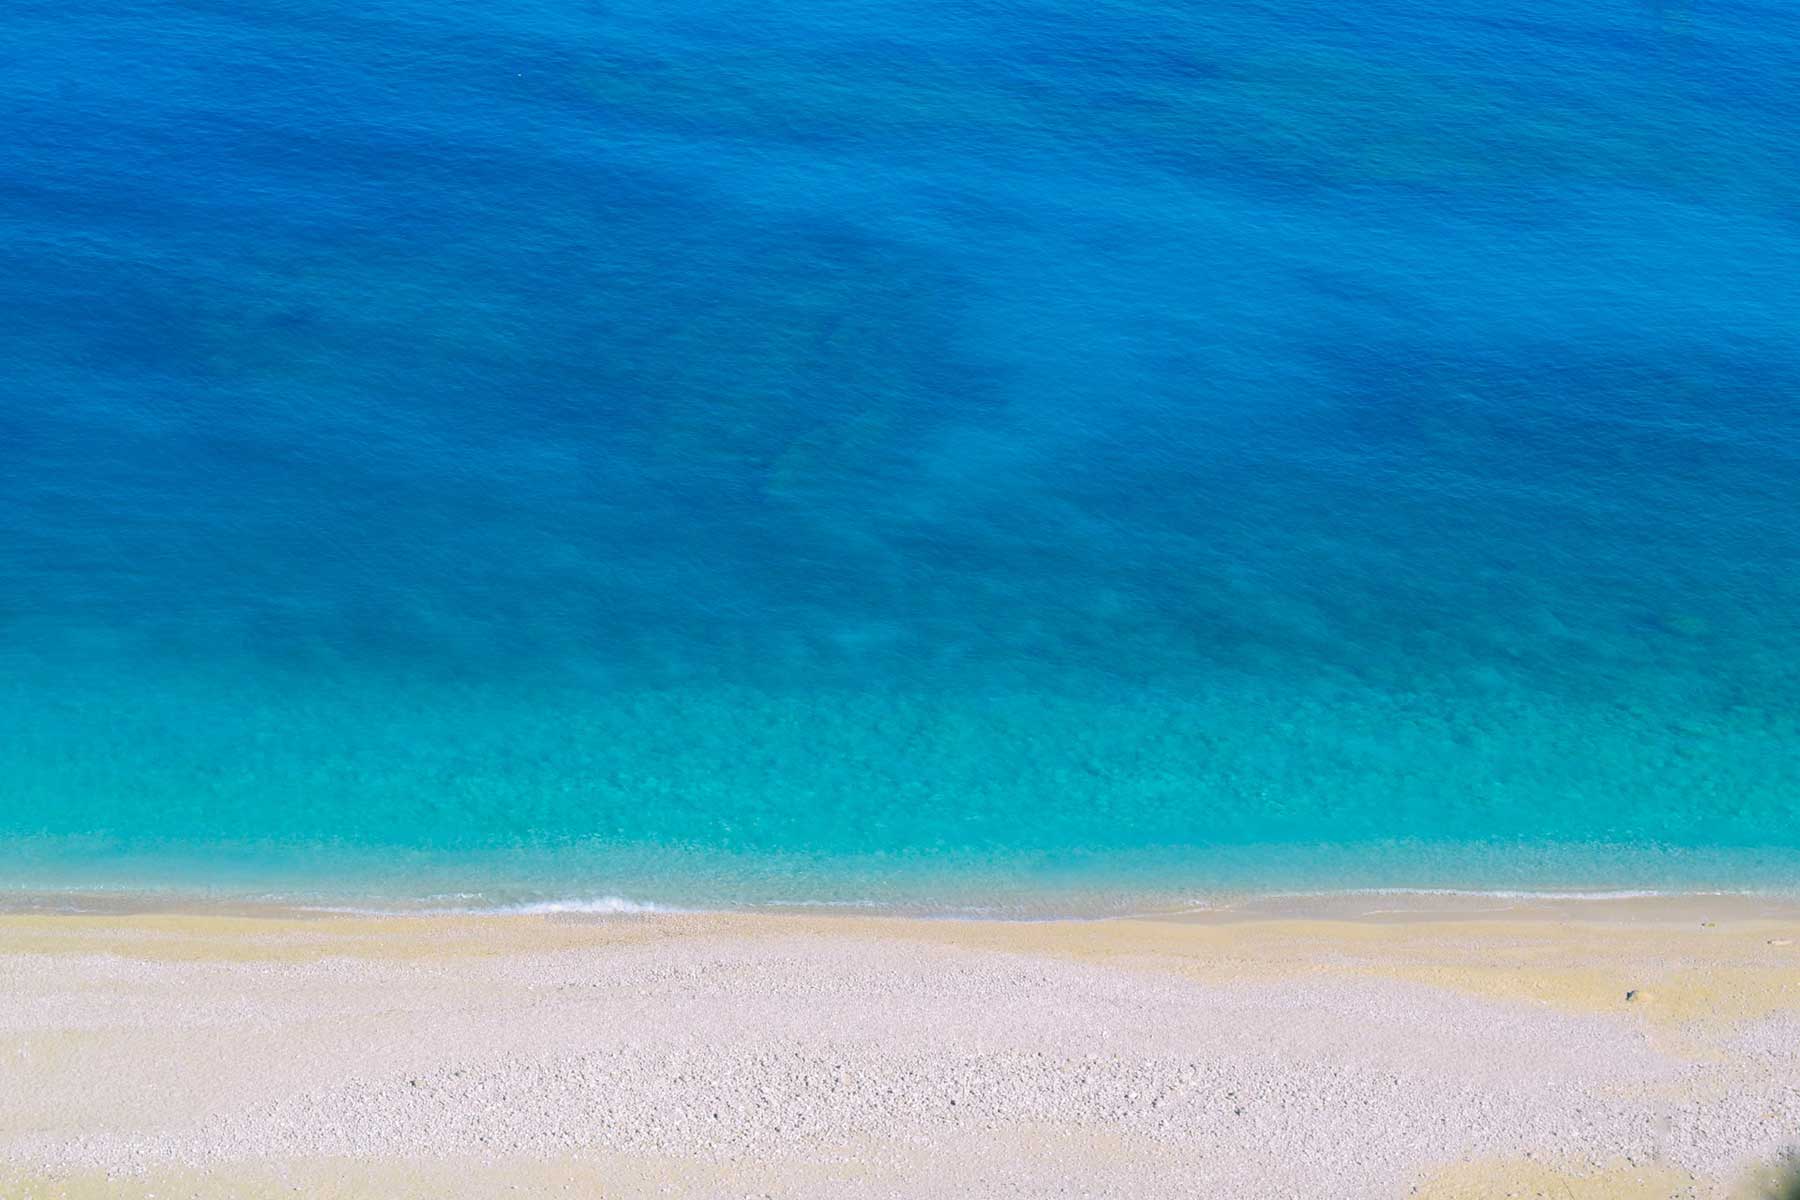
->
<box><xmin>491</xmin><ymin>895</ymin><xmax>678</xmax><ymax>915</ymax></box>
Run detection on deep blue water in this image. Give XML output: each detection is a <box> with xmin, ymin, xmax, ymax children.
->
<box><xmin>2</xmin><ymin>0</ymin><xmax>1798</xmax><ymax>910</ymax></box>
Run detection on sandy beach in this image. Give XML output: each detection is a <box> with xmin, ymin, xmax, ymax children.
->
<box><xmin>2</xmin><ymin>895</ymin><xmax>1797</xmax><ymax>1199</ymax></box>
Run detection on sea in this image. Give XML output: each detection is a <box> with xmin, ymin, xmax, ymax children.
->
<box><xmin>2</xmin><ymin>0</ymin><xmax>1797</xmax><ymax>914</ymax></box>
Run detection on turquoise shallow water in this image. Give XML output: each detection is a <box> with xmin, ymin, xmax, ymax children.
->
<box><xmin>2</xmin><ymin>0</ymin><xmax>1798</xmax><ymax>911</ymax></box>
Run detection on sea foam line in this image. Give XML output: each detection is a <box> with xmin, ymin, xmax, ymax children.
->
<box><xmin>479</xmin><ymin>895</ymin><xmax>680</xmax><ymax>915</ymax></box>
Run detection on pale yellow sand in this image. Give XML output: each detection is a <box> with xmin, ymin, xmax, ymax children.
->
<box><xmin>1</xmin><ymin>897</ymin><xmax>1796</xmax><ymax>1198</ymax></box>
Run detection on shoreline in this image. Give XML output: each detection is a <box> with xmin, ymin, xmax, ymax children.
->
<box><xmin>6</xmin><ymin>882</ymin><xmax>1800</xmax><ymax>925</ymax></box>
<box><xmin>4</xmin><ymin>903</ymin><xmax>1798</xmax><ymax>1197</ymax></box>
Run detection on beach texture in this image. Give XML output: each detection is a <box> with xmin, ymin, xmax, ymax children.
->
<box><xmin>3</xmin><ymin>900</ymin><xmax>1797</xmax><ymax>1198</ymax></box>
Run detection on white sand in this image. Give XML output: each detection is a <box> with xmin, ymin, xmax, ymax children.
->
<box><xmin>1</xmin><ymin>902</ymin><xmax>1797</xmax><ymax>1197</ymax></box>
